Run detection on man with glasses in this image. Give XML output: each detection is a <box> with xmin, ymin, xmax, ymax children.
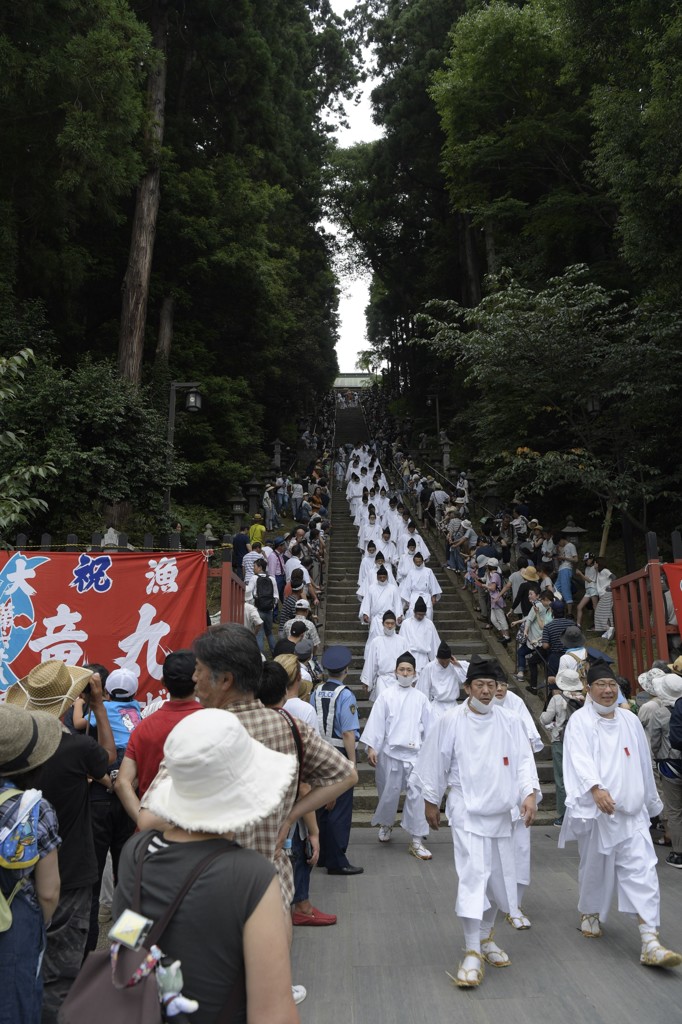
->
<box><xmin>559</xmin><ymin>661</ymin><xmax>681</xmax><ymax>969</ymax></box>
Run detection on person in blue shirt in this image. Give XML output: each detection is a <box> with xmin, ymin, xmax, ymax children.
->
<box><xmin>85</xmin><ymin>668</ymin><xmax>142</xmax><ymax>752</ymax></box>
<box><xmin>311</xmin><ymin>646</ymin><xmax>363</xmax><ymax>875</ymax></box>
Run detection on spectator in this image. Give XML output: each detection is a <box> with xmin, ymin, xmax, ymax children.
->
<box><xmin>116</xmin><ymin>710</ymin><xmax>300</xmax><ymax>1024</ymax></box>
<box><xmin>0</xmin><ymin>706</ymin><xmax>62</xmax><ymax>1024</ymax></box>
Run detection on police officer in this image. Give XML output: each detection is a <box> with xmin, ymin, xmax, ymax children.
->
<box><xmin>312</xmin><ymin>645</ymin><xmax>363</xmax><ymax>875</ymax></box>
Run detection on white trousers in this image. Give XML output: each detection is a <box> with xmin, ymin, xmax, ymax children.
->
<box><xmin>576</xmin><ymin>822</ymin><xmax>659</xmax><ymax>926</ymax></box>
<box><xmin>512</xmin><ymin>815</ymin><xmax>531</xmax><ymax>887</ymax></box>
<box><xmin>372</xmin><ymin>753</ymin><xmax>428</xmax><ymax>838</ymax></box>
<box><xmin>447</xmin><ymin>798</ymin><xmax>520</xmax><ymax>921</ymax></box>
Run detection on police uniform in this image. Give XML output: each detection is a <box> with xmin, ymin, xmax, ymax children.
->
<box><xmin>312</xmin><ymin>646</ymin><xmax>362</xmax><ymax>874</ymax></box>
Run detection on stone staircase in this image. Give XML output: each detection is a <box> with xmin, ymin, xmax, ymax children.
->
<box><xmin>326</xmin><ymin>407</ymin><xmax>556</xmax><ymax>827</ymax></box>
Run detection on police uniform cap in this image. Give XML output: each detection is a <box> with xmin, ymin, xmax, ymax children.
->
<box><xmin>321</xmin><ymin>646</ymin><xmax>353</xmax><ymax>672</ymax></box>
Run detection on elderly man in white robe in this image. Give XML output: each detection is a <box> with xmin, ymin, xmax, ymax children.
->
<box><xmin>361</xmin><ymin>611</ymin><xmax>406</xmax><ymax>703</ymax></box>
<box><xmin>362</xmin><ymin>651</ymin><xmax>434</xmax><ymax>860</ymax></box>
<box><xmin>559</xmin><ymin>660</ymin><xmax>681</xmax><ymax>969</ymax></box>
<box><xmin>397</xmin><ymin>597</ymin><xmax>441</xmax><ymax>673</ymax></box>
<box><xmin>416</xmin><ymin>641</ymin><xmax>467</xmax><ymax>719</ymax></box>
<box><xmin>359</xmin><ymin>565</ymin><xmax>403</xmax><ymax>658</ymax></box>
<box><xmin>400</xmin><ymin>551</ymin><xmax>442</xmax><ymax>620</ymax></box>
<box><xmin>415</xmin><ymin>654</ymin><xmax>539</xmax><ymax>989</ymax></box>
<box><xmin>493</xmin><ymin>676</ymin><xmax>544</xmax><ymax>922</ymax></box>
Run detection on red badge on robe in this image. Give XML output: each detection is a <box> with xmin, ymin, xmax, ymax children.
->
<box><xmin>503</xmin><ymin>756</ymin><xmax>509</xmax><ymax>766</ymax></box>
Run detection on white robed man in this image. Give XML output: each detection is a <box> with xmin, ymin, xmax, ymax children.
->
<box><xmin>414</xmin><ymin>654</ymin><xmax>539</xmax><ymax>989</ymax></box>
<box><xmin>399</xmin><ymin>521</ymin><xmax>432</xmax><ymax>562</ymax></box>
<box><xmin>358</xmin><ymin>511</ymin><xmax>383</xmax><ymax>553</ymax></box>
<box><xmin>378</xmin><ymin>527</ymin><xmax>398</xmax><ymax>568</ymax></box>
<box><xmin>398</xmin><ymin>597</ymin><xmax>440</xmax><ymax>673</ymax></box>
<box><xmin>396</xmin><ymin>538</ymin><xmax>418</xmax><ymax>585</ymax></box>
<box><xmin>416</xmin><ymin>641</ymin><xmax>467</xmax><ymax>719</ymax></box>
<box><xmin>360</xmin><ymin>611</ymin><xmax>405</xmax><ymax>703</ymax></box>
<box><xmin>559</xmin><ymin>660</ymin><xmax>681</xmax><ymax>968</ymax></box>
<box><xmin>400</xmin><ymin>551</ymin><xmax>442</xmax><ymax>620</ymax></box>
<box><xmin>356</xmin><ymin>541</ymin><xmax>379</xmax><ymax>599</ymax></box>
<box><xmin>493</xmin><ymin>676</ymin><xmax>545</xmax><ymax>920</ymax></box>
<box><xmin>361</xmin><ymin>651</ymin><xmax>434</xmax><ymax>860</ymax></box>
<box><xmin>359</xmin><ymin>565</ymin><xmax>403</xmax><ymax>658</ymax></box>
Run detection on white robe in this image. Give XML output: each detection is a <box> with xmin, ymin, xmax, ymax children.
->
<box><xmin>400</xmin><ymin>565</ymin><xmax>442</xmax><ymax>619</ymax></box>
<box><xmin>357</xmin><ymin>554</ymin><xmax>381</xmax><ymax>599</ymax></box>
<box><xmin>358</xmin><ymin>521</ymin><xmax>383</xmax><ymax>552</ymax></box>
<box><xmin>359</xmin><ymin>582</ymin><xmax>403</xmax><ymax>626</ymax></box>
<box><xmin>397</xmin><ymin>616</ymin><xmax>441</xmax><ymax>673</ymax></box>
<box><xmin>360</xmin><ymin>632</ymin><xmax>406</xmax><ymax>702</ymax></box>
<box><xmin>399</xmin><ymin>531</ymin><xmax>431</xmax><ymax>562</ymax></box>
<box><xmin>414</xmin><ymin>702</ymin><xmax>540</xmax><ymax>919</ymax></box>
<box><xmin>496</xmin><ymin>691</ymin><xmax>544</xmax><ymax>753</ymax></box>
<box><xmin>361</xmin><ymin>685</ymin><xmax>433</xmax><ymax>836</ymax></box>
<box><xmin>396</xmin><ymin>551</ymin><xmax>417</xmax><ymax>585</ymax></box>
<box><xmin>377</xmin><ymin>538</ymin><xmax>398</xmax><ymax>567</ymax></box>
<box><xmin>416</xmin><ymin>659</ymin><xmax>467</xmax><ymax>718</ymax></box>
<box><xmin>558</xmin><ymin>703</ymin><xmax>663</xmax><ymax>924</ymax></box>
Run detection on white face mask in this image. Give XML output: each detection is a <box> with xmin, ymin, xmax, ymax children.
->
<box><xmin>469</xmin><ymin>695</ymin><xmax>493</xmax><ymax>714</ymax></box>
<box><xmin>383</xmin><ymin>626</ymin><xmax>396</xmax><ymax>636</ymax></box>
<box><xmin>493</xmin><ymin>695</ymin><xmax>506</xmax><ymax>706</ymax></box>
<box><xmin>397</xmin><ymin>673</ymin><xmax>415</xmax><ymax>688</ymax></box>
<box><xmin>593</xmin><ymin>696</ymin><xmax>619</xmax><ymax>716</ymax></box>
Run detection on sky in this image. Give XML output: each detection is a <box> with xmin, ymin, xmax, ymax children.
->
<box><xmin>327</xmin><ymin>1</ymin><xmax>383</xmax><ymax>372</ymax></box>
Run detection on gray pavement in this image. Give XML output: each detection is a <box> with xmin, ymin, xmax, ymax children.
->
<box><xmin>292</xmin><ymin>826</ymin><xmax>682</xmax><ymax>1024</ymax></box>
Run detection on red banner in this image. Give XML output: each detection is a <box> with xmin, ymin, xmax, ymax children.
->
<box><xmin>0</xmin><ymin>550</ymin><xmax>208</xmax><ymax>706</ymax></box>
<box><xmin>663</xmin><ymin>563</ymin><xmax>682</xmax><ymax>633</ymax></box>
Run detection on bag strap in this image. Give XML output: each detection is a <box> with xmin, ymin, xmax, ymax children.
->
<box><xmin>277</xmin><ymin>708</ymin><xmax>304</xmax><ymax>787</ymax></box>
<box><xmin>132</xmin><ymin>842</ymin><xmax>235</xmax><ymax>947</ymax></box>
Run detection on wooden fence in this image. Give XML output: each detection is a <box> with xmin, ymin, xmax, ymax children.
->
<box><xmin>610</xmin><ymin>530</ymin><xmax>682</xmax><ymax>686</ymax></box>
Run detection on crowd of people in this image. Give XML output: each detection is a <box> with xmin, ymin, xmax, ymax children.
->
<box><xmin>1</xmin><ymin>412</ymin><xmax>681</xmax><ymax>1021</ymax></box>
<box><xmin>339</xmin><ymin>437</ymin><xmax>682</xmax><ymax>989</ymax></box>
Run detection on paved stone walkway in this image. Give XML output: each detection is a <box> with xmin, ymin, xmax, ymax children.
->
<box><xmin>292</xmin><ymin>826</ymin><xmax>682</xmax><ymax>1024</ymax></box>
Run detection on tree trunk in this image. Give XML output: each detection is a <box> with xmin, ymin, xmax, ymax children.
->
<box><xmin>155</xmin><ymin>295</ymin><xmax>175</xmax><ymax>363</ymax></box>
<box><xmin>118</xmin><ymin>2</ymin><xmax>169</xmax><ymax>384</ymax></box>
<box><xmin>460</xmin><ymin>213</ymin><xmax>481</xmax><ymax>306</ymax></box>
<box><xmin>484</xmin><ymin>216</ymin><xmax>498</xmax><ymax>275</ymax></box>
<box><xmin>599</xmin><ymin>502</ymin><xmax>613</xmax><ymax>557</ymax></box>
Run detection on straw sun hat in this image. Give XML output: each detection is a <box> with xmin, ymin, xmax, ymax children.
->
<box><xmin>0</xmin><ymin>705</ymin><xmax>64</xmax><ymax>775</ymax></box>
<box><xmin>6</xmin><ymin>661</ymin><xmax>93</xmax><ymax>717</ymax></box>
<box><xmin>143</xmin><ymin>709</ymin><xmax>297</xmax><ymax>834</ymax></box>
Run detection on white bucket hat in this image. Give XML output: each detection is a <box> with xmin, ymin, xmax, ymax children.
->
<box><xmin>144</xmin><ymin>709</ymin><xmax>297</xmax><ymax>834</ymax></box>
<box><xmin>556</xmin><ymin>668</ymin><xmax>583</xmax><ymax>693</ymax></box>
<box><xmin>656</xmin><ymin>673</ymin><xmax>682</xmax><ymax>707</ymax></box>
<box><xmin>637</xmin><ymin>667</ymin><xmax>665</xmax><ymax>695</ymax></box>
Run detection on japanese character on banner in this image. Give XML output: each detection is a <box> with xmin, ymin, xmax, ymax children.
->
<box><xmin>0</xmin><ymin>552</ymin><xmax>50</xmax><ymax>691</ymax></box>
<box><xmin>115</xmin><ymin>603</ymin><xmax>171</xmax><ymax>681</ymax></box>
<box><xmin>145</xmin><ymin>557</ymin><xmax>179</xmax><ymax>595</ymax></box>
<box><xmin>70</xmin><ymin>553</ymin><xmax>113</xmax><ymax>594</ymax></box>
<box><xmin>28</xmin><ymin>603</ymin><xmax>88</xmax><ymax>665</ymax></box>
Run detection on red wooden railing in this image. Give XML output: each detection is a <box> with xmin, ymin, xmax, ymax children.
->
<box><xmin>610</xmin><ymin>531</ymin><xmax>681</xmax><ymax>687</ymax></box>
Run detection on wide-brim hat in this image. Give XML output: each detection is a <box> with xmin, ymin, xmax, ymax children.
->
<box><xmin>638</xmin><ymin>667</ymin><xmax>665</xmax><ymax>695</ymax></box>
<box><xmin>561</xmin><ymin>626</ymin><xmax>585</xmax><ymax>648</ymax></box>
<box><xmin>668</xmin><ymin>655</ymin><xmax>682</xmax><ymax>675</ymax></box>
<box><xmin>143</xmin><ymin>709</ymin><xmax>297</xmax><ymax>834</ymax></box>
<box><xmin>556</xmin><ymin>668</ymin><xmax>583</xmax><ymax>693</ymax></box>
<box><xmin>521</xmin><ymin>566</ymin><xmax>540</xmax><ymax>582</ymax></box>
<box><xmin>486</xmin><ymin>557</ymin><xmax>500</xmax><ymax>569</ymax></box>
<box><xmin>7</xmin><ymin>661</ymin><xmax>93</xmax><ymax>717</ymax></box>
<box><xmin>657</xmin><ymin>673</ymin><xmax>682</xmax><ymax>706</ymax></box>
<box><xmin>0</xmin><ymin>705</ymin><xmax>64</xmax><ymax>775</ymax></box>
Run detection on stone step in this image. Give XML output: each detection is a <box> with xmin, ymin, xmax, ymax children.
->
<box><xmin>353</xmin><ymin>758</ymin><xmax>556</xmax><ymax>785</ymax></box>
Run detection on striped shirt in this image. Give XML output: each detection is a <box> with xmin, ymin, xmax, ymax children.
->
<box><xmin>541</xmin><ymin>616</ymin><xmax>575</xmax><ymax>653</ymax></box>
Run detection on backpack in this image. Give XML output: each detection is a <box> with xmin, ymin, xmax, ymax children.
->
<box><xmin>566</xmin><ymin>650</ymin><xmax>590</xmax><ymax>691</ymax></box>
<box><xmin>254</xmin><ymin>575</ymin><xmax>275</xmax><ymax>612</ymax></box>
<box><xmin>557</xmin><ymin>696</ymin><xmax>583</xmax><ymax>741</ymax></box>
<box><xmin>0</xmin><ymin>787</ymin><xmax>41</xmax><ymax>932</ymax></box>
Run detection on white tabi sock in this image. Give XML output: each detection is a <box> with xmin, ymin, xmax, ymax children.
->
<box><xmin>462</xmin><ymin>918</ymin><xmax>482</xmax><ymax>954</ymax></box>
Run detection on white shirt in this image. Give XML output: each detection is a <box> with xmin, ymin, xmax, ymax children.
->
<box><xmin>361</xmin><ymin>685</ymin><xmax>433</xmax><ymax>762</ymax></box>
<box><xmin>245</xmin><ymin>573</ymin><xmax>279</xmax><ymax>606</ymax></box>
<box><xmin>284</xmin><ymin>697</ymin><xmax>319</xmax><ymax>732</ymax></box>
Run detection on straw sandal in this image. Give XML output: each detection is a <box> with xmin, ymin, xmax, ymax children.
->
<box><xmin>447</xmin><ymin>951</ymin><xmax>484</xmax><ymax>988</ymax></box>
<box><xmin>481</xmin><ymin>930</ymin><xmax>511</xmax><ymax>968</ymax></box>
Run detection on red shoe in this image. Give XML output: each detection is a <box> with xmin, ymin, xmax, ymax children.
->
<box><xmin>292</xmin><ymin>907</ymin><xmax>337</xmax><ymax>927</ymax></box>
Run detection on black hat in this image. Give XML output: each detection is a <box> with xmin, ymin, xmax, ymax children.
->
<box><xmin>465</xmin><ymin>654</ymin><xmax>506</xmax><ymax>683</ymax></box>
<box><xmin>321</xmin><ymin>646</ymin><xmax>353</xmax><ymax>673</ymax></box>
<box><xmin>376</xmin><ymin>565</ymin><xmax>389</xmax><ymax>578</ymax></box>
<box><xmin>367</xmin><ymin>540</ymin><xmax>377</xmax><ymax>550</ymax></box>
<box><xmin>413</xmin><ymin>550</ymin><xmax>424</xmax><ymax>560</ymax></box>
<box><xmin>396</xmin><ymin>651</ymin><xmax>416</xmax><ymax>669</ymax></box>
<box><xmin>407</xmin><ymin>538</ymin><xmax>416</xmax><ymax>548</ymax></box>
<box><xmin>290</xmin><ymin>620</ymin><xmax>307</xmax><ymax>637</ymax></box>
<box><xmin>414</xmin><ymin>596</ymin><xmax>427</xmax><ymax>613</ymax></box>
<box><xmin>437</xmin><ymin>641</ymin><xmax>452</xmax><ymax>660</ymax></box>
<box><xmin>586</xmin><ymin>661</ymin><xmax>617</xmax><ymax>686</ymax></box>
<box><xmin>375</xmin><ymin>551</ymin><xmax>385</xmax><ymax>561</ymax></box>
<box><xmin>382</xmin><ymin>610</ymin><xmax>397</xmax><ymax>622</ymax></box>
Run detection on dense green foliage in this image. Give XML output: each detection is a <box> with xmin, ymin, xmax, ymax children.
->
<box><xmin>0</xmin><ymin>0</ymin><xmax>354</xmax><ymax>534</ymax></box>
<box><xmin>333</xmin><ymin>0</ymin><xmax>682</xmax><ymax>533</ymax></box>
